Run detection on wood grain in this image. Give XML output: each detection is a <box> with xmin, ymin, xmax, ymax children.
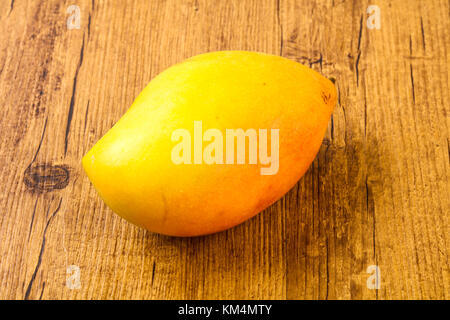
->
<box><xmin>0</xmin><ymin>0</ymin><xmax>448</xmax><ymax>300</ymax></box>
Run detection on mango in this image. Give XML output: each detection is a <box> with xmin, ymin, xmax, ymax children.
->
<box><xmin>82</xmin><ymin>51</ymin><xmax>336</xmax><ymax>236</ymax></box>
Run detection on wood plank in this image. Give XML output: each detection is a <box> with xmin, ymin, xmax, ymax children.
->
<box><xmin>0</xmin><ymin>0</ymin><xmax>448</xmax><ymax>299</ymax></box>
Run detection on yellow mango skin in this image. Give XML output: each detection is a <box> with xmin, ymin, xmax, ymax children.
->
<box><xmin>82</xmin><ymin>51</ymin><xmax>336</xmax><ymax>237</ymax></box>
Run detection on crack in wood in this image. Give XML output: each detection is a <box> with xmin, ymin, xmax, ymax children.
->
<box><xmin>420</xmin><ymin>17</ymin><xmax>426</xmax><ymax>50</ymax></box>
<box><xmin>8</xmin><ymin>0</ymin><xmax>14</xmax><ymax>16</ymax></box>
<box><xmin>84</xmin><ymin>100</ymin><xmax>90</xmax><ymax>131</ymax></box>
<box><xmin>330</xmin><ymin>115</ymin><xmax>334</xmax><ymax>140</ymax></box>
<box><xmin>28</xmin><ymin>198</ymin><xmax>39</xmax><ymax>240</ymax></box>
<box><xmin>355</xmin><ymin>51</ymin><xmax>361</xmax><ymax>87</ymax></box>
<box><xmin>65</xmin><ymin>36</ymin><xmax>85</xmax><ymax>156</ymax></box>
<box><xmin>276</xmin><ymin>0</ymin><xmax>283</xmax><ymax>56</ymax></box>
<box><xmin>309</xmin><ymin>52</ymin><xmax>323</xmax><ymax>71</ymax></box>
<box><xmin>355</xmin><ymin>15</ymin><xmax>363</xmax><ymax>86</ymax></box>
<box><xmin>38</xmin><ymin>282</ymin><xmax>45</xmax><ymax>300</ymax></box>
<box><xmin>151</xmin><ymin>261</ymin><xmax>156</xmax><ymax>284</ymax></box>
<box><xmin>364</xmin><ymin>90</ymin><xmax>367</xmax><ymax>137</ymax></box>
<box><xmin>357</xmin><ymin>15</ymin><xmax>363</xmax><ymax>51</ymax></box>
<box><xmin>29</xmin><ymin>117</ymin><xmax>48</xmax><ymax>166</ymax></box>
<box><xmin>88</xmin><ymin>13</ymin><xmax>92</xmax><ymax>39</ymax></box>
<box><xmin>410</xmin><ymin>64</ymin><xmax>416</xmax><ymax>104</ymax></box>
<box><xmin>24</xmin><ymin>198</ymin><xmax>62</xmax><ymax>300</ymax></box>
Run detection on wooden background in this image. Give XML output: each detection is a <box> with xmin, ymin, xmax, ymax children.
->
<box><xmin>0</xmin><ymin>0</ymin><xmax>448</xmax><ymax>300</ymax></box>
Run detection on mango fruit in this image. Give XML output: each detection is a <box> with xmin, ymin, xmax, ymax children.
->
<box><xmin>82</xmin><ymin>51</ymin><xmax>336</xmax><ymax>236</ymax></box>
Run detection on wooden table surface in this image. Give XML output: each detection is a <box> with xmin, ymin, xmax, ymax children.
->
<box><xmin>0</xmin><ymin>0</ymin><xmax>448</xmax><ymax>300</ymax></box>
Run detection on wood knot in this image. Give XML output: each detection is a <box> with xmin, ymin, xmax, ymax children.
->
<box><xmin>24</xmin><ymin>163</ymin><xmax>70</xmax><ymax>192</ymax></box>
